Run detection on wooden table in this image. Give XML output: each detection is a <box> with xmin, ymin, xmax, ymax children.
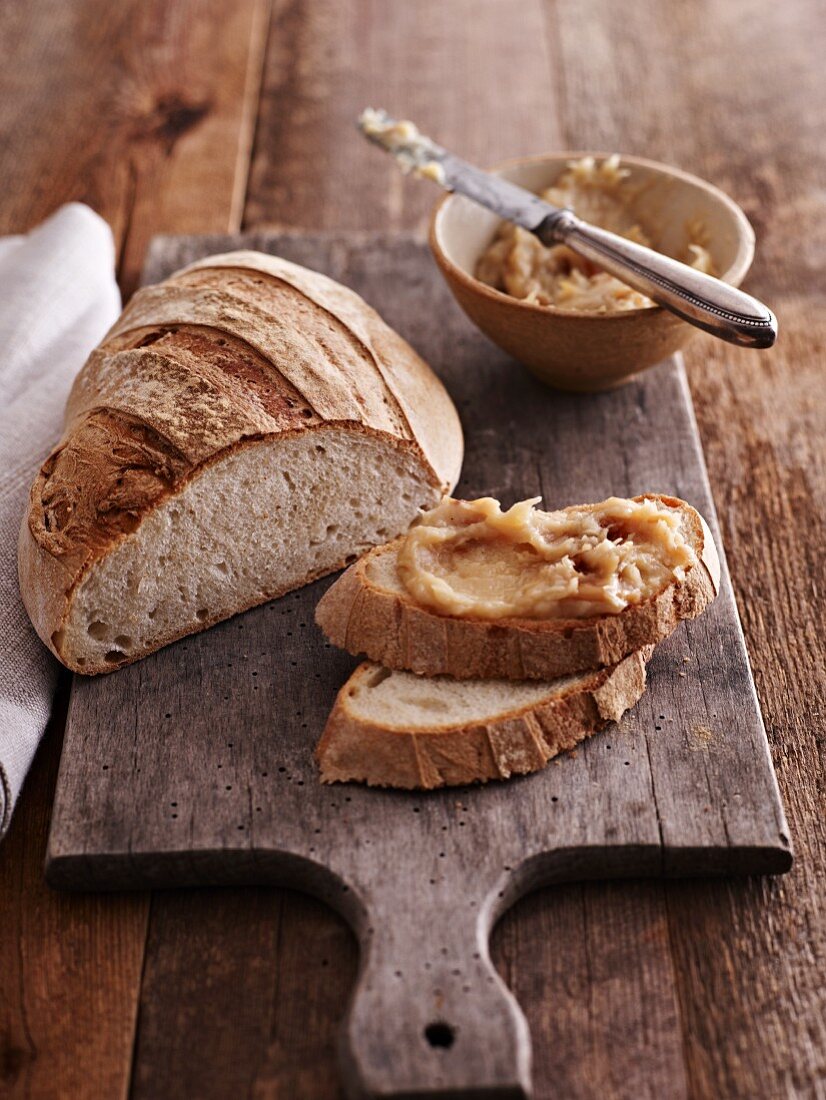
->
<box><xmin>1</xmin><ymin>2</ymin><xmax>823</xmax><ymax>1097</ymax></box>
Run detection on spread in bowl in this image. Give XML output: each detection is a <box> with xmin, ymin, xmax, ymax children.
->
<box><xmin>475</xmin><ymin>155</ymin><xmax>713</xmax><ymax>312</ymax></box>
<box><xmin>397</xmin><ymin>495</ymin><xmax>697</xmax><ymax>619</ymax></box>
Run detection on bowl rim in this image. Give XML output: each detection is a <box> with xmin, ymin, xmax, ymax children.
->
<box><xmin>429</xmin><ymin>150</ymin><xmax>756</xmax><ymax>322</ymax></box>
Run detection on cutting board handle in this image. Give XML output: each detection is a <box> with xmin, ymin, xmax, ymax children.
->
<box><xmin>339</xmin><ymin>882</ymin><xmax>531</xmax><ymax>1099</ymax></box>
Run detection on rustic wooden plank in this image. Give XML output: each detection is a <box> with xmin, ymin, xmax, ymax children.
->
<box><xmin>542</xmin><ymin>0</ymin><xmax>826</xmax><ymax>1095</ymax></box>
<box><xmin>244</xmin><ymin>0</ymin><xmax>560</xmax><ymax>234</ymax></box>
<box><xmin>241</xmin><ymin>6</ymin><xmax>701</xmax><ymax>1096</ymax></box>
<box><xmin>0</xmin><ymin>677</ymin><xmax>149</xmax><ymax>1100</ymax></box>
<box><xmin>493</xmin><ymin>880</ymin><xmax>688</xmax><ymax>1100</ymax></box>
<box><xmin>247</xmin><ymin>7</ymin><xmax>824</xmax><ymax>1083</ymax></box>
<box><xmin>130</xmin><ymin>888</ymin><xmax>356</xmax><ymax>1100</ymax></box>
<box><xmin>141</xmin><ymin>6</ymin><xmax>636</xmax><ymax>1097</ymax></box>
<box><xmin>45</xmin><ymin>231</ymin><xmax>788</xmax><ymax>1099</ymax></box>
<box><xmin>1</xmin><ymin>1</ymin><xmax>819</xmax><ymax>1098</ymax></box>
<box><xmin>0</xmin><ymin>3</ymin><xmax>272</xmax><ymax>1098</ymax></box>
<box><xmin>666</xmin><ymin>302</ymin><xmax>826</xmax><ymax>1097</ymax></box>
<box><xmin>0</xmin><ymin>0</ymin><xmax>270</xmax><ymax>296</ymax></box>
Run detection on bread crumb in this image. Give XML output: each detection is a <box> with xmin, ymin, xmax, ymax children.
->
<box><xmin>689</xmin><ymin>724</ymin><xmax>715</xmax><ymax>750</ymax></box>
<box><xmin>683</xmin><ymin>655</ymin><xmax>691</xmax><ymax>664</ymax></box>
<box><xmin>678</xmin><ymin>671</ymin><xmax>686</xmax><ymax>678</ymax></box>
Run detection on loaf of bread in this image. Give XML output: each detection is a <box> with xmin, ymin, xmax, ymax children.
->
<box><xmin>316</xmin><ymin>494</ymin><xmax>719</xmax><ymax>681</ymax></box>
<box><xmin>19</xmin><ymin>251</ymin><xmax>463</xmax><ymax>673</ymax></box>
<box><xmin>316</xmin><ymin>650</ymin><xmax>650</xmax><ymax>789</ymax></box>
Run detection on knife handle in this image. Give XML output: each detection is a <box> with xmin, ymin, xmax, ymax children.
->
<box><xmin>538</xmin><ymin>212</ymin><xmax>777</xmax><ymax>349</ymax></box>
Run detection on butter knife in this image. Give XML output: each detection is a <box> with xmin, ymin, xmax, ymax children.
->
<box><xmin>358</xmin><ymin>109</ymin><xmax>777</xmax><ymax>349</ymax></box>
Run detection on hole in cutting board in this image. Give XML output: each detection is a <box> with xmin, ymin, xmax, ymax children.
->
<box><xmin>424</xmin><ymin>1021</ymin><xmax>456</xmax><ymax>1049</ymax></box>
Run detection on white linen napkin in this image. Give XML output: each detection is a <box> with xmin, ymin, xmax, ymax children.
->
<box><xmin>0</xmin><ymin>204</ymin><xmax>121</xmax><ymax>838</ymax></box>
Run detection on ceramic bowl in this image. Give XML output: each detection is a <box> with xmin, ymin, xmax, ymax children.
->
<box><xmin>429</xmin><ymin>152</ymin><xmax>755</xmax><ymax>392</ymax></box>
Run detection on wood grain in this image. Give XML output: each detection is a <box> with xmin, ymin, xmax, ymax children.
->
<box><xmin>0</xmin><ymin>3</ymin><xmax>271</xmax><ymax>1098</ymax></box>
<box><xmin>0</xmin><ymin>0</ymin><xmax>822</xmax><ymax>1097</ymax></box>
<box><xmin>130</xmin><ymin>888</ymin><xmax>357</xmax><ymax>1100</ymax></box>
<box><xmin>0</xmin><ymin>0</ymin><xmax>270</xmax><ymax>295</ymax></box>
<box><xmin>0</xmin><ymin>678</ymin><xmax>148</xmax><ymax>1100</ymax></box>
<box><xmin>539</xmin><ymin>1</ymin><xmax>826</xmax><ymax>1094</ymax></box>
<box><xmin>244</xmin><ymin>2</ymin><xmax>826</xmax><ymax>1097</ymax></box>
<box><xmin>245</xmin><ymin>0</ymin><xmax>560</xmax><ymax>233</ymax></box>
<box><xmin>135</xmin><ymin>5</ymin><xmax>575</xmax><ymax>1095</ymax></box>
<box><xmin>46</xmin><ymin>232</ymin><xmax>788</xmax><ymax>1099</ymax></box>
<box><xmin>495</xmin><ymin>880</ymin><xmax>688</xmax><ymax>1100</ymax></box>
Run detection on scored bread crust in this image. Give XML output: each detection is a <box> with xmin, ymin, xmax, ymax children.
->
<box><xmin>316</xmin><ymin>649</ymin><xmax>650</xmax><ymax>789</ymax></box>
<box><xmin>19</xmin><ymin>251</ymin><xmax>463</xmax><ymax>673</ymax></box>
<box><xmin>315</xmin><ymin>495</ymin><xmax>721</xmax><ymax>681</ymax></box>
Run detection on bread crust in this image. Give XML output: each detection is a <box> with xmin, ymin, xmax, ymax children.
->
<box><xmin>315</xmin><ymin>495</ymin><xmax>720</xmax><ymax>681</ymax></box>
<box><xmin>19</xmin><ymin>253</ymin><xmax>464</xmax><ymax>672</ymax></box>
<box><xmin>315</xmin><ymin>649</ymin><xmax>650</xmax><ymax>789</ymax></box>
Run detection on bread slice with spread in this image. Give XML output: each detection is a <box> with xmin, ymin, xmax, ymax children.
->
<box><xmin>316</xmin><ymin>493</ymin><xmax>719</xmax><ymax>681</ymax></box>
<box><xmin>316</xmin><ymin>649</ymin><xmax>650</xmax><ymax>789</ymax></box>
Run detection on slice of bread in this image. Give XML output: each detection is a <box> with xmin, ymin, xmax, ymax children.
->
<box><xmin>316</xmin><ymin>649</ymin><xmax>650</xmax><ymax>789</ymax></box>
<box><xmin>315</xmin><ymin>494</ymin><xmax>720</xmax><ymax>681</ymax></box>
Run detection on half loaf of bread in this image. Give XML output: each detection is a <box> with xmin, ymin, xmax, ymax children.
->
<box><xmin>19</xmin><ymin>251</ymin><xmax>463</xmax><ymax>673</ymax></box>
<box><xmin>315</xmin><ymin>494</ymin><xmax>719</xmax><ymax>681</ymax></box>
<box><xmin>316</xmin><ymin>649</ymin><xmax>650</xmax><ymax>789</ymax></box>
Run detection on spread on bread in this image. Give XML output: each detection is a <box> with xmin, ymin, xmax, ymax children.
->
<box><xmin>475</xmin><ymin>155</ymin><xmax>713</xmax><ymax>312</ymax></box>
<box><xmin>316</xmin><ymin>492</ymin><xmax>719</xmax><ymax>788</ymax></box>
<box><xmin>396</xmin><ymin>495</ymin><xmax>698</xmax><ymax>620</ymax></box>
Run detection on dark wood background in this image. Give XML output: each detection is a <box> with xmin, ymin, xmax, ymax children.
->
<box><xmin>0</xmin><ymin>2</ymin><xmax>823</xmax><ymax>1097</ymax></box>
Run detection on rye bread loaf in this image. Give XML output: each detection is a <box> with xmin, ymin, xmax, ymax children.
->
<box><xmin>19</xmin><ymin>251</ymin><xmax>463</xmax><ymax>674</ymax></box>
<box><xmin>315</xmin><ymin>494</ymin><xmax>719</xmax><ymax>681</ymax></box>
<box><xmin>316</xmin><ymin>649</ymin><xmax>650</xmax><ymax>789</ymax></box>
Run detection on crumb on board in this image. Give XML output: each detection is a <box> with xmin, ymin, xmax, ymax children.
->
<box><xmin>689</xmin><ymin>723</ymin><xmax>715</xmax><ymax>750</ymax></box>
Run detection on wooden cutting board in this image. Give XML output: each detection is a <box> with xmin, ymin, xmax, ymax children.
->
<box><xmin>46</xmin><ymin>232</ymin><xmax>791</xmax><ymax>1100</ymax></box>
